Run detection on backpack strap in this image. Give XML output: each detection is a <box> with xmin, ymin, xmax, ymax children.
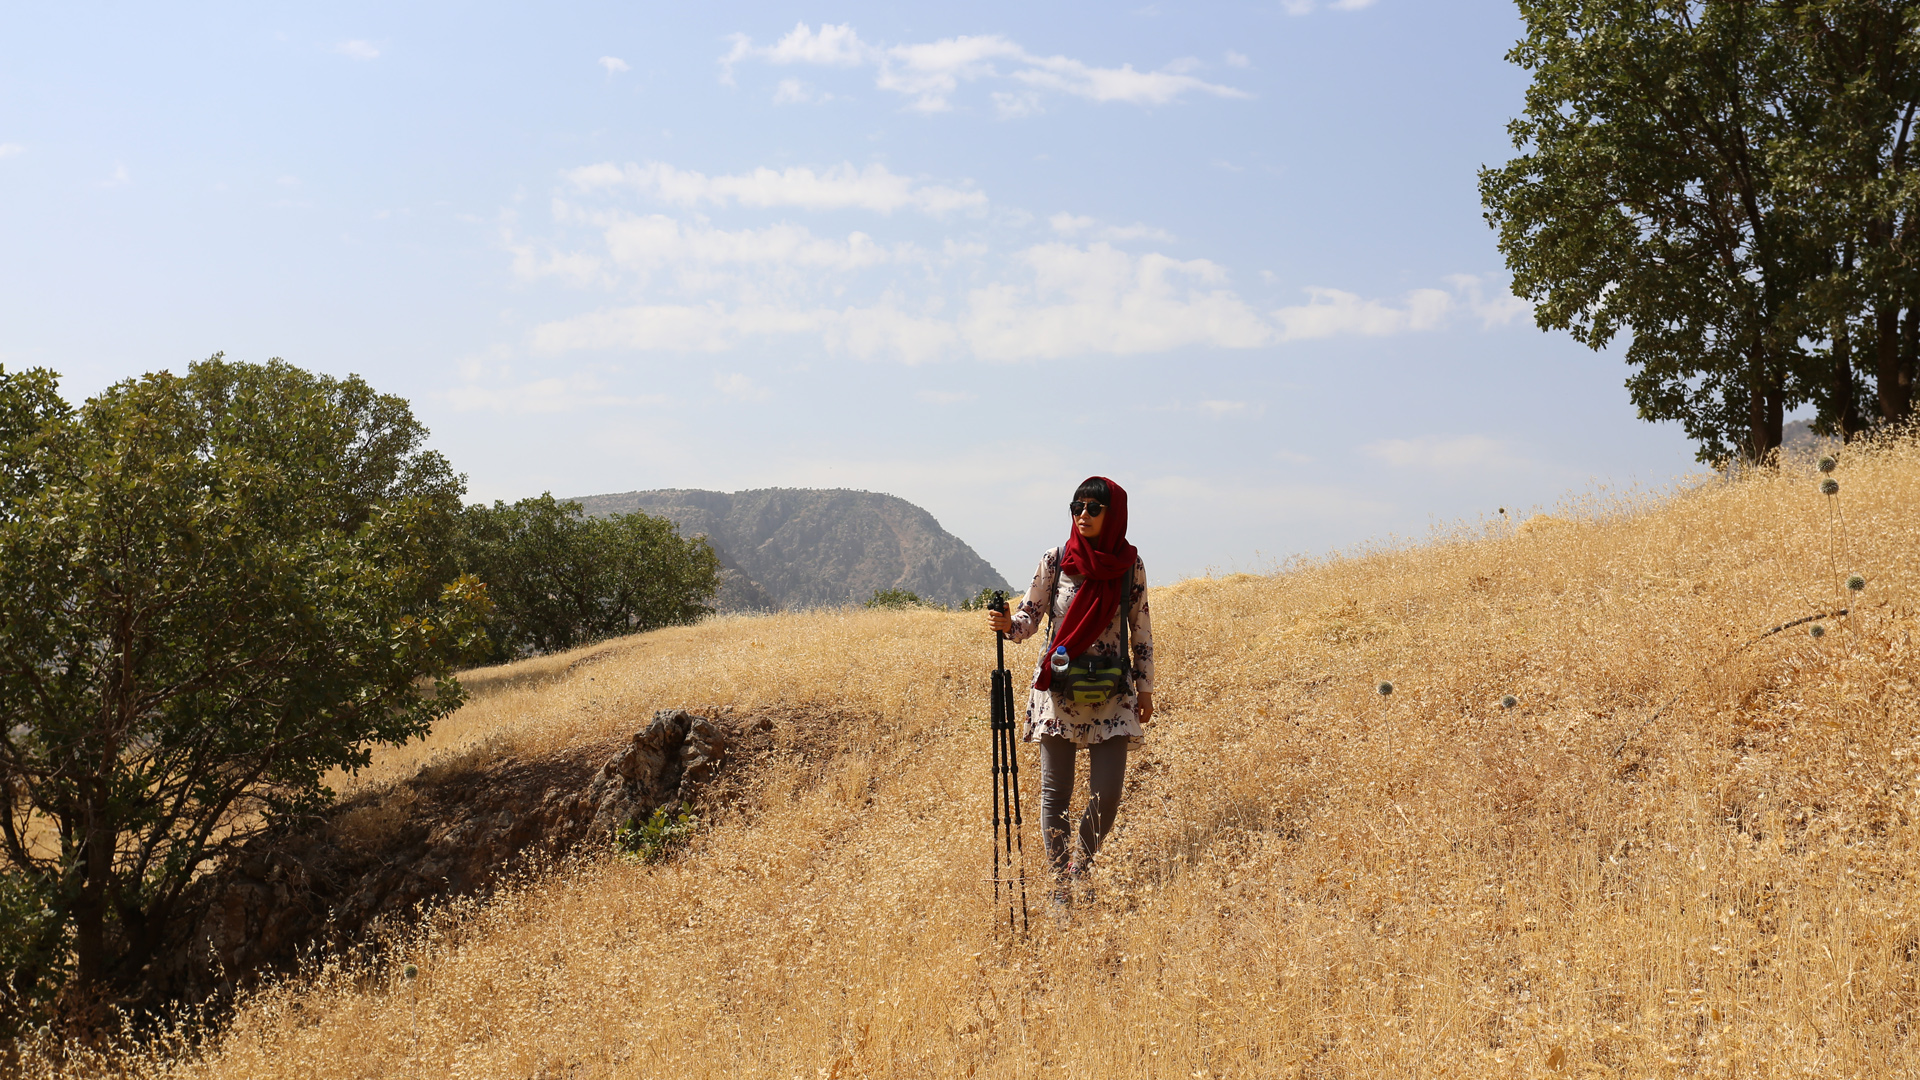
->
<box><xmin>1045</xmin><ymin>548</ymin><xmax>1135</xmax><ymax>680</ymax></box>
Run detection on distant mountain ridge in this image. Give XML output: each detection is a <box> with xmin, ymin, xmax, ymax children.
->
<box><xmin>568</xmin><ymin>488</ymin><xmax>1012</xmax><ymax>612</ymax></box>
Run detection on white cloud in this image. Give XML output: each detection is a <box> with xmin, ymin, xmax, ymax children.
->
<box><xmin>1445</xmin><ymin>273</ymin><xmax>1534</xmax><ymax>328</ymax></box>
<box><xmin>773</xmin><ymin>79</ymin><xmax>812</xmax><ymax>104</ymax></box>
<box><xmin>721</xmin><ymin>23</ymin><xmax>1249</xmax><ymax>112</ymax></box>
<box><xmin>531</xmin><ymin>303</ymin><xmax>959</xmax><ymax>365</ymax></box>
<box><xmin>0</xmin><ymin>143</ymin><xmax>24</xmax><ymax>159</ymax></box>
<box><xmin>594</xmin><ymin>214</ymin><xmax>906</xmax><ymax>273</ymax></box>
<box><xmin>1224</xmin><ymin>51</ymin><xmax>1251</xmax><ymax>68</ymax></box>
<box><xmin>714</xmin><ymin>373</ymin><xmax>772</xmax><ymax>401</ymax></box>
<box><xmin>992</xmin><ymin>91</ymin><xmax>1043</xmax><ymax>118</ymax></box>
<box><xmin>1047</xmin><ymin>212</ymin><xmax>1174</xmax><ymax>243</ymax></box>
<box><xmin>563</xmin><ymin>161</ymin><xmax>986</xmax><ymax>215</ymax></box>
<box><xmin>335</xmin><ymin>39</ymin><xmax>380</xmax><ymax>60</ymax></box>
<box><xmin>1331</xmin><ymin>0</ymin><xmax>1379</xmax><ymax>8</ymax></box>
<box><xmin>963</xmin><ymin>243</ymin><xmax>1273</xmax><ymax>361</ymax></box>
<box><xmin>600</xmin><ymin>56</ymin><xmax>630</xmax><ymax>74</ymax></box>
<box><xmin>1364</xmin><ymin>435</ymin><xmax>1527</xmax><ymax>472</ymax></box>
<box><xmin>445</xmin><ymin>369</ymin><xmax>666</xmax><ymax>413</ymax></box>
<box><xmin>1198</xmin><ymin>400</ymin><xmax>1256</xmax><ymax>416</ymax></box>
<box><xmin>98</xmin><ymin>162</ymin><xmax>130</xmax><ymax>188</ymax></box>
<box><xmin>1271</xmin><ymin>286</ymin><xmax>1453</xmax><ymax>340</ymax></box>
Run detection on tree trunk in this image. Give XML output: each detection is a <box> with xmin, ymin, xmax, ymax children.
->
<box><xmin>1835</xmin><ymin>244</ymin><xmax>1862</xmax><ymax>440</ymax></box>
<box><xmin>1748</xmin><ymin>353</ymin><xmax>1785</xmax><ymax>462</ymax></box>
<box><xmin>1877</xmin><ymin>301</ymin><xmax>1912</xmax><ymax>422</ymax></box>
<box><xmin>1834</xmin><ymin>319</ymin><xmax>1860</xmax><ymax>440</ymax></box>
<box><xmin>73</xmin><ymin>797</ymin><xmax>110</xmax><ymax>990</ymax></box>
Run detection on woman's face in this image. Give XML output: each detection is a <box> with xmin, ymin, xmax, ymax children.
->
<box><xmin>1072</xmin><ymin>497</ymin><xmax>1105</xmax><ymax>539</ymax></box>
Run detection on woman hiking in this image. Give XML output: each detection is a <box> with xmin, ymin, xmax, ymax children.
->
<box><xmin>986</xmin><ymin>475</ymin><xmax>1154</xmax><ymax>906</ymax></box>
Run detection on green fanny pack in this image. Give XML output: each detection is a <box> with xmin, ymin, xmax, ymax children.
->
<box><xmin>1055</xmin><ymin>652</ymin><xmax>1131</xmax><ymax>705</ymax></box>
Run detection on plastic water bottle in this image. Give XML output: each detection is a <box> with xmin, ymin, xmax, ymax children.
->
<box><xmin>1050</xmin><ymin>647</ymin><xmax>1069</xmax><ymax>675</ymax></box>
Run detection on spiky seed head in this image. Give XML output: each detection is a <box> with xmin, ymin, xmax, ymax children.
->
<box><xmin>1501</xmin><ymin>694</ymin><xmax>1518</xmax><ymax>709</ymax></box>
<box><xmin>1821</xmin><ymin>478</ymin><xmax>1840</xmax><ymax>496</ymax></box>
<box><xmin>1819</xmin><ymin>455</ymin><xmax>1838</xmax><ymax>474</ymax></box>
<box><xmin>1848</xmin><ymin>573</ymin><xmax>1867</xmax><ymax>592</ymax></box>
<box><xmin>1810</xmin><ymin>624</ymin><xmax>1827</xmax><ymax>639</ymax></box>
<box><xmin>1377</xmin><ymin>681</ymin><xmax>1394</xmax><ymax>697</ymax></box>
<box><xmin>403</xmin><ymin>963</ymin><xmax>419</xmax><ymax>979</ymax></box>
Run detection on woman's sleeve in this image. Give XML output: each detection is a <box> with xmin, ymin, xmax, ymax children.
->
<box><xmin>1129</xmin><ymin>558</ymin><xmax>1154</xmax><ymax>695</ymax></box>
<box><xmin>1005</xmin><ymin>550</ymin><xmax>1054</xmax><ymax>644</ymax></box>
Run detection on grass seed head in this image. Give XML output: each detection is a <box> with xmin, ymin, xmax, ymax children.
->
<box><xmin>403</xmin><ymin>964</ymin><xmax>418</xmax><ymax>979</ymax></box>
<box><xmin>1501</xmin><ymin>694</ymin><xmax>1518</xmax><ymax>709</ymax></box>
<box><xmin>1848</xmin><ymin>573</ymin><xmax>1867</xmax><ymax>592</ymax></box>
<box><xmin>1821</xmin><ymin>478</ymin><xmax>1840</xmax><ymax>496</ymax></box>
<box><xmin>1810</xmin><ymin>624</ymin><xmax>1827</xmax><ymax>639</ymax></box>
<box><xmin>1377</xmin><ymin>681</ymin><xmax>1394</xmax><ymax>697</ymax></box>
<box><xmin>1819</xmin><ymin>454</ymin><xmax>1838</xmax><ymax>474</ymax></box>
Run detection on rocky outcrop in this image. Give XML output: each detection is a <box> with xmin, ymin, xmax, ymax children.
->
<box><xmin>159</xmin><ymin>709</ymin><xmax>769</xmax><ymax>1010</ymax></box>
<box><xmin>568</xmin><ymin>487</ymin><xmax>1011</xmax><ymax>611</ymax></box>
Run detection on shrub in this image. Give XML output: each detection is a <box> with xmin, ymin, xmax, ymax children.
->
<box><xmin>865</xmin><ymin>587</ymin><xmax>931</xmax><ymax>609</ymax></box>
<box><xmin>614</xmin><ymin>807</ymin><xmax>701</xmax><ymax>864</ymax></box>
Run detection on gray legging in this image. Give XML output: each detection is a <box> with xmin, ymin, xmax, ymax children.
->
<box><xmin>1037</xmin><ymin>733</ymin><xmax>1130</xmax><ymax>876</ymax></box>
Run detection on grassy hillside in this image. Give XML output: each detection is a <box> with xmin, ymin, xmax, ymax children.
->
<box><xmin>32</xmin><ymin>437</ymin><xmax>1920</xmax><ymax>1077</ymax></box>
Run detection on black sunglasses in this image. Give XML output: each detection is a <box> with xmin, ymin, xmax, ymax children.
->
<box><xmin>1069</xmin><ymin>500</ymin><xmax>1106</xmax><ymax>517</ymax></box>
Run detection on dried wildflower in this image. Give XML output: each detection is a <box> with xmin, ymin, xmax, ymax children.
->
<box><xmin>1848</xmin><ymin>573</ymin><xmax>1866</xmax><ymax>592</ymax></box>
<box><xmin>1819</xmin><ymin>454</ymin><xmax>1838</xmax><ymax>474</ymax></box>
<box><xmin>1501</xmin><ymin>694</ymin><xmax>1518</xmax><ymax>709</ymax></box>
<box><xmin>403</xmin><ymin>963</ymin><xmax>419</xmax><ymax>979</ymax></box>
<box><xmin>1377</xmin><ymin>681</ymin><xmax>1394</xmax><ymax>697</ymax></box>
<box><xmin>1821</xmin><ymin>478</ymin><xmax>1840</xmax><ymax>496</ymax></box>
<box><xmin>1810</xmin><ymin>624</ymin><xmax>1827</xmax><ymax>639</ymax></box>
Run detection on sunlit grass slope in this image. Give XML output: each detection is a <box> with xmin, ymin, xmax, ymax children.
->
<box><xmin>41</xmin><ymin>437</ymin><xmax>1920</xmax><ymax>1077</ymax></box>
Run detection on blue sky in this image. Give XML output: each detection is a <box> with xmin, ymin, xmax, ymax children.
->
<box><xmin>0</xmin><ymin>1</ymin><xmax>1706</xmax><ymax>585</ymax></box>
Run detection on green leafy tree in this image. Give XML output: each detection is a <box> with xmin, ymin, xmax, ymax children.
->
<box><xmin>865</xmin><ymin>587</ymin><xmax>930</xmax><ymax>609</ymax></box>
<box><xmin>0</xmin><ymin>357</ymin><xmax>489</xmax><ymax>1018</ymax></box>
<box><xmin>1775</xmin><ymin>0</ymin><xmax>1920</xmax><ymax>435</ymax></box>
<box><xmin>1482</xmin><ymin>0</ymin><xmax>1829</xmax><ymax>463</ymax></box>
<box><xmin>458</xmin><ymin>496</ymin><xmax>719</xmax><ymax>659</ymax></box>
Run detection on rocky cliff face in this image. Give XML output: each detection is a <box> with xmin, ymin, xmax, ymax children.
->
<box><xmin>570</xmin><ymin>488</ymin><xmax>1010</xmax><ymax>610</ymax></box>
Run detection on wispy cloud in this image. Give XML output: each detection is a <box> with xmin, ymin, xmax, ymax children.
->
<box><xmin>563</xmin><ymin>161</ymin><xmax>986</xmax><ymax>215</ymax></box>
<box><xmin>722</xmin><ymin>23</ymin><xmax>1250</xmax><ymax>112</ymax></box>
<box><xmin>519</xmin><ymin>160</ymin><xmax>1533</xmax><ymax>365</ymax></box>
<box><xmin>714</xmin><ymin>373</ymin><xmax>772</xmax><ymax>401</ymax></box>
<box><xmin>964</xmin><ymin>243</ymin><xmax>1270</xmax><ymax>360</ymax></box>
<box><xmin>1271</xmin><ymin>286</ymin><xmax>1453</xmax><ymax>340</ymax></box>
<box><xmin>1285</xmin><ymin>0</ymin><xmax>1376</xmax><ymax>12</ymax></box>
<box><xmin>98</xmin><ymin>162</ymin><xmax>130</xmax><ymax>188</ymax></box>
<box><xmin>1364</xmin><ymin>435</ymin><xmax>1531</xmax><ymax>473</ymax></box>
<box><xmin>334</xmin><ymin>39</ymin><xmax>380</xmax><ymax>60</ymax></box>
<box><xmin>445</xmin><ymin>367</ymin><xmax>667</xmax><ymax>413</ymax></box>
<box><xmin>600</xmin><ymin>56</ymin><xmax>630</xmax><ymax>74</ymax></box>
<box><xmin>0</xmin><ymin>143</ymin><xmax>24</xmax><ymax>159</ymax></box>
<box><xmin>1048</xmin><ymin>212</ymin><xmax>1175</xmax><ymax>243</ymax></box>
<box><xmin>1224</xmin><ymin>51</ymin><xmax>1251</xmax><ymax>68</ymax></box>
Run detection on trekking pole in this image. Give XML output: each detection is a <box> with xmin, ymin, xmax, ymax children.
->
<box><xmin>989</xmin><ymin>592</ymin><xmax>1029</xmax><ymax>934</ymax></box>
<box><xmin>988</xmin><ymin>594</ymin><xmax>1008</xmax><ymax>931</ymax></box>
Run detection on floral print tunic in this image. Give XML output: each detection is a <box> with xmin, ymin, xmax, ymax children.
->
<box><xmin>1004</xmin><ymin>546</ymin><xmax>1155</xmax><ymax>746</ymax></box>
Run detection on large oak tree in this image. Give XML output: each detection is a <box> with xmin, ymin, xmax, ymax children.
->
<box><xmin>0</xmin><ymin>358</ymin><xmax>489</xmax><ymax>1019</ymax></box>
<box><xmin>1482</xmin><ymin>0</ymin><xmax>1920</xmax><ymax>461</ymax></box>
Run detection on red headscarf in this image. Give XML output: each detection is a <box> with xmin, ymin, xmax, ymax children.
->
<box><xmin>1035</xmin><ymin>476</ymin><xmax>1138</xmax><ymax>692</ymax></box>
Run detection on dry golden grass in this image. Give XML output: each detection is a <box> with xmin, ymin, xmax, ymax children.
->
<box><xmin>31</xmin><ymin>436</ymin><xmax>1920</xmax><ymax>1077</ymax></box>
